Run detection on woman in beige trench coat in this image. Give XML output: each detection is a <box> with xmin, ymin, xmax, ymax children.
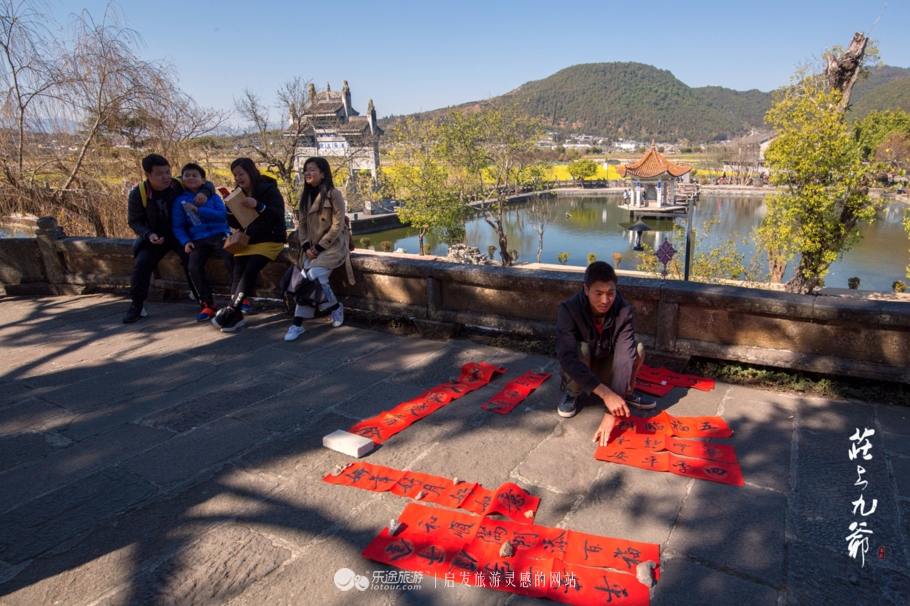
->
<box><xmin>284</xmin><ymin>157</ymin><xmax>351</xmax><ymax>341</ymax></box>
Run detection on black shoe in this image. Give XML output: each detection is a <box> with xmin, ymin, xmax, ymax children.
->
<box><xmin>220</xmin><ymin>309</ymin><xmax>245</xmax><ymax>332</ymax></box>
<box><xmin>625</xmin><ymin>390</ymin><xmax>657</xmax><ymax>410</ymax></box>
<box><xmin>557</xmin><ymin>392</ymin><xmax>578</xmax><ymax>418</ymax></box>
<box><xmin>122</xmin><ymin>303</ymin><xmax>147</xmax><ymax>324</ymax></box>
<box><xmin>212</xmin><ymin>306</ymin><xmax>232</xmax><ymax>328</ymax></box>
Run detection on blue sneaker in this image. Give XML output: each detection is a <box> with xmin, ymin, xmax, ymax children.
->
<box><xmin>557</xmin><ymin>393</ymin><xmax>578</xmax><ymax>418</ymax></box>
<box><xmin>195</xmin><ymin>303</ymin><xmax>217</xmax><ymax>322</ymax></box>
<box><xmin>241</xmin><ymin>298</ymin><xmax>252</xmax><ymax>312</ymax></box>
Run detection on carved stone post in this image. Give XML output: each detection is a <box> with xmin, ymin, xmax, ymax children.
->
<box><xmin>655</xmin><ymin>299</ymin><xmax>679</xmax><ymax>353</ymax></box>
<box><xmin>426</xmin><ymin>276</ymin><xmax>442</xmax><ymax>321</ymax></box>
<box><xmin>34</xmin><ymin>216</ymin><xmax>66</xmax><ymax>284</ymax></box>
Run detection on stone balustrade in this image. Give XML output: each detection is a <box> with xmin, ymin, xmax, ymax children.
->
<box><xmin>2</xmin><ymin>217</ymin><xmax>908</xmax><ymax>383</ymax></box>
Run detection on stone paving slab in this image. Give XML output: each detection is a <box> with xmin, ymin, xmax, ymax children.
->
<box><xmin>0</xmin><ymin>422</ymin><xmax>168</xmax><ymax>513</ymax></box>
<box><xmin>0</xmin><ymin>294</ymin><xmax>908</xmax><ymax>606</ymax></box>
<box><xmin>666</xmin><ymin>482</ymin><xmax>787</xmax><ymax>586</ymax></box>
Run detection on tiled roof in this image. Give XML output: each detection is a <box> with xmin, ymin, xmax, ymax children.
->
<box><xmin>617</xmin><ymin>145</ymin><xmax>692</xmax><ymax>179</ymax></box>
<box><xmin>306</xmin><ymin>101</ymin><xmax>344</xmax><ymax>114</ymax></box>
<box><xmin>336</xmin><ymin>116</ymin><xmax>383</xmax><ymax>136</ymax></box>
<box><xmin>337</xmin><ymin>117</ymin><xmax>370</xmax><ymax>135</ymax></box>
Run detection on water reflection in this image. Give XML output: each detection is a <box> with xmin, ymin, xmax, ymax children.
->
<box><xmin>366</xmin><ymin>195</ymin><xmax>910</xmax><ymax>291</ymax></box>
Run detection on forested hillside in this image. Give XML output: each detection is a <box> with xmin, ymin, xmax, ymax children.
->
<box><xmin>506</xmin><ymin>63</ymin><xmax>755</xmax><ymax>142</ymax></box>
<box><xmin>380</xmin><ymin>62</ymin><xmax>910</xmax><ymax>143</ymax></box>
<box><xmin>851</xmin><ymin>77</ymin><xmax>910</xmax><ymax>120</ymax></box>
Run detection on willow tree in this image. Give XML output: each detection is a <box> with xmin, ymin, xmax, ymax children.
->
<box><xmin>383</xmin><ymin>117</ymin><xmax>461</xmax><ymax>255</ymax></box>
<box><xmin>758</xmin><ymin>33</ymin><xmax>881</xmax><ymax>293</ymax></box>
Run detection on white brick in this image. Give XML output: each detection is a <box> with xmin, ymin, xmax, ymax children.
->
<box><xmin>322</xmin><ymin>430</ymin><xmax>375</xmax><ymax>458</ymax></box>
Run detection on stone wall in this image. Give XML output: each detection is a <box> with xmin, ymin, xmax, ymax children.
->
<box><xmin>0</xmin><ymin>238</ymin><xmax>44</xmax><ymax>286</ymax></box>
<box><xmin>2</xmin><ymin>217</ymin><xmax>909</xmax><ymax>383</ymax></box>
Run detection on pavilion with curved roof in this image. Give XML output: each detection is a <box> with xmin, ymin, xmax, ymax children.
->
<box><xmin>617</xmin><ymin>144</ymin><xmax>693</xmax><ymax>207</ymax></box>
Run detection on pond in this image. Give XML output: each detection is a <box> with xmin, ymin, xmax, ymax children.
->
<box><xmin>363</xmin><ymin>195</ymin><xmax>910</xmax><ymax>292</ymax></box>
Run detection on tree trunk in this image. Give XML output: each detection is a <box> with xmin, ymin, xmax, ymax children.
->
<box><xmin>768</xmin><ymin>256</ymin><xmax>787</xmax><ymax>283</ymax></box>
<box><xmin>825</xmin><ymin>32</ymin><xmax>868</xmax><ymax>112</ymax></box>
<box><xmin>537</xmin><ymin>234</ymin><xmax>543</xmax><ymax>263</ymax></box>
<box><xmin>418</xmin><ymin>228</ymin><xmax>425</xmax><ymax>256</ymax></box>
<box><xmin>498</xmin><ymin>229</ymin><xmax>512</xmax><ymax>266</ymax></box>
<box><xmin>784</xmin><ymin>264</ymin><xmax>820</xmax><ymax>294</ymax></box>
<box><xmin>495</xmin><ymin>197</ymin><xmax>512</xmax><ymax>267</ymax></box>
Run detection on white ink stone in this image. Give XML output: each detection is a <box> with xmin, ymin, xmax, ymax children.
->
<box><xmin>636</xmin><ymin>560</ymin><xmax>657</xmax><ymax>587</ymax></box>
<box><xmin>500</xmin><ymin>541</ymin><xmax>513</xmax><ymax>558</ymax></box>
<box><xmin>323</xmin><ymin>430</ymin><xmax>374</xmax><ymax>458</ymax></box>
<box><xmin>388</xmin><ymin>520</ymin><xmax>402</xmax><ymax>536</ymax></box>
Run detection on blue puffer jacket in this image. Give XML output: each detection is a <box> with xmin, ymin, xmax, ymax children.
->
<box><xmin>172</xmin><ymin>190</ymin><xmax>231</xmax><ymax>246</ymax></box>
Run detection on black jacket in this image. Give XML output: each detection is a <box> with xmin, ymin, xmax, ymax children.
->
<box><xmin>226</xmin><ymin>175</ymin><xmax>287</xmax><ymax>245</ymax></box>
<box><xmin>556</xmin><ymin>288</ymin><xmax>636</xmax><ymax>397</ymax></box>
<box><xmin>127</xmin><ymin>179</ymin><xmax>215</xmax><ymax>242</ymax></box>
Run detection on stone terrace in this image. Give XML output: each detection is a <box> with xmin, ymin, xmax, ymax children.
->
<box><xmin>0</xmin><ymin>295</ymin><xmax>908</xmax><ymax>605</ymax></box>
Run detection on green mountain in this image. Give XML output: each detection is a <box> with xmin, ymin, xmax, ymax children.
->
<box><xmin>851</xmin><ymin>77</ymin><xmax>910</xmax><ymax>120</ymax></box>
<box><xmin>506</xmin><ymin>63</ymin><xmax>757</xmax><ymax>142</ymax></box>
<box><xmin>380</xmin><ymin>62</ymin><xmax>910</xmax><ymax>143</ymax></box>
<box><xmin>851</xmin><ymin>65</ymin><xmax>910</xmax><ymax>101</ymax></box>
<box><xmin>690</xmin><ymin>86</ymin><xmax>772</xmax><ymax>130</ymax></box>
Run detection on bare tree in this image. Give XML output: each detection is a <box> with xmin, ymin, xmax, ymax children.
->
<box><xmin>525</xmin><ymin>194</ymin><xmax>556</xmax><ymax>263</ymax></box>
<box><xmin>0</xmin><ymin>0</ymin><xmax>60</xmax><ymax>178</ymax></box>
<box><xmin>0</xmin><ymin>1</ymin><xmax>226</xmax><ymax>237</ymax></box>
<box><xmin>234</xmin><ymin>77</ymin><xmax>310</xmax><ymax>208</ymax></box>
<box><xmin>701</xmin><ymin>142</ymin><xmax>761</xmax><ymax>185</ymax></box>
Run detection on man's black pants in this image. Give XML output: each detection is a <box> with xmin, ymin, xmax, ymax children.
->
<box><xmin>129</xmin><ymin>238</ymin><xmax>198</xmax><ymax>304</ymax></box>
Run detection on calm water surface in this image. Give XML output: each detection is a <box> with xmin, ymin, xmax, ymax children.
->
<box><xmin>365</xmin><ymin>195</ymin><xmax>910</xmax><ymax>292</ymax></box>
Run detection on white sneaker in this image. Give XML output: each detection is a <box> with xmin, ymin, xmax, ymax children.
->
<box><xmin>284</xmin><ymin>324</ymin><xmax>305</xmax><ymax>341</ymax></box>
<box><xmin>330</xmin><ymin>304</ymin><xmax>344</xmax><ymax>328</ymax></box>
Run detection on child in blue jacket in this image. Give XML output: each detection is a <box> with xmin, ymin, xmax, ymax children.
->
<box><xmin>172</xmin><ymin>163</ymin><xmax>233</xmax><ymax>321</ymax></box>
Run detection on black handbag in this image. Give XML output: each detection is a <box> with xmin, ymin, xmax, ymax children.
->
<box><xmin>279</xmin><ymin>265</ymin><xmax>330</xmax><ymax>308</ymax></box>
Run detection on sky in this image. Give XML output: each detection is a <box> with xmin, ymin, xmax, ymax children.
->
<box><xmin>48</xmin><ymin>0</ymin><xmax>910</xmax><ymax>124</ymax></box>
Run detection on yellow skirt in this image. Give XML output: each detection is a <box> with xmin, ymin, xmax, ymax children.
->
<box><xmin>233</xmin><ymin>241</ymin><xmax>285</xmax><ymax>261</ymax></box>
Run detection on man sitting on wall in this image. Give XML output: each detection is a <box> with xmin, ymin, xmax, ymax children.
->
<box><xmin>123</xmin><ymin>154</ymin><xmax>215</xmax><ymax>324</ymax></box>
<box><xmin>555</xmin><ymin>261</ymin><xmax>656</xmax><ymax>446</ymax></box>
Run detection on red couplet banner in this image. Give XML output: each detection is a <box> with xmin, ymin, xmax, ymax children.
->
<box><xmin>348</xmin><ymin>362</ymin><xmax>507</xmax><ymax>444</ymax></box>
<box><xmin>482</xmin><ymin>371</ymin><xmax>551</xmax><ymax>414</ymax></box>
<box><xmin>638</xmin><ymin>365</ymin><xmax>715</xmax><ymax>392</ymax></box>
<box><xmin>594</xmin><ymin>412</ymin><xmax>743</xmax><ymax>486</ymax></box>
<box><xmin>634</xmin><ymin>379</ymin><xmax>674</xmax><ymax>397</ymax></box>
<box><xmin>323</xmin><ymin>462</ymin><xmax>541</xmax><ymax>523</ymax></box>
<box><xmin>362</xmin><ymin>503</ymin><xmax>656</xmax><ymax>605</ymax></box>
<box><xmin>612</xmin><ymin>411</ymin><xmax>733</xmax><ymax>439</ymax></box>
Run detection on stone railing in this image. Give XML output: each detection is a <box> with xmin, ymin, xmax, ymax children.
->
<box><xmin>2</xmin><ymin>217</ymin><xmax>908</xmax><ymax>384</ymax></box>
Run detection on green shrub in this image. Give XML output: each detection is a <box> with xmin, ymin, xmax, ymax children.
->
<box><xmin>487</xmin><ymin>245</ymin><xmax>497</xmax><ymax>260</ymax></box>
<box><xmin>380</xmin><ymin>241</ymin><xmax>392</xmax><ymax>252</ymax></box>
<box><xmin>359</xmin><ymin>237</ymin><xmax>371</xmax><ymax>248</ymax></box>
<box><xmin>587</xmin><ymin>253</ymin><xmax>597</xmax><ymax>265</ymax></box>
<box><xmin>847</xmin><ymin>277</ymin><xmax>860</xmax><ymax>290</ymax></box>
<box><xmin>612</xmin><ymin>252</ymin><xmax>622</xmax><ymax>269</ymax></box>
<box><xmin>894</xmin><ymin>280</ymin><xmax>907</xmax><ymax>293</ymax></box>
<box><xmin>557</xmin><ymin>252</ymin><xmax>569</xmax><ymax>265</ymax></box>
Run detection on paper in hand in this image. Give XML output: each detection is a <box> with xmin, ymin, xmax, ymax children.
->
<box><xmin>223</xmin><ymin>187</ymin><xmax>259</xmax><ymax>228</ymax></box>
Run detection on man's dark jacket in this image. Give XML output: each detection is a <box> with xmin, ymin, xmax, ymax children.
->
<box><xmin>127</xmin><ymin>179</ymin><xmax>215</xmax><ymax>242</ymax></box>
<box><xmin>556</xmin><ymin>288</ymin><xmax>636</xmax><ymax>398</ymax></box>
